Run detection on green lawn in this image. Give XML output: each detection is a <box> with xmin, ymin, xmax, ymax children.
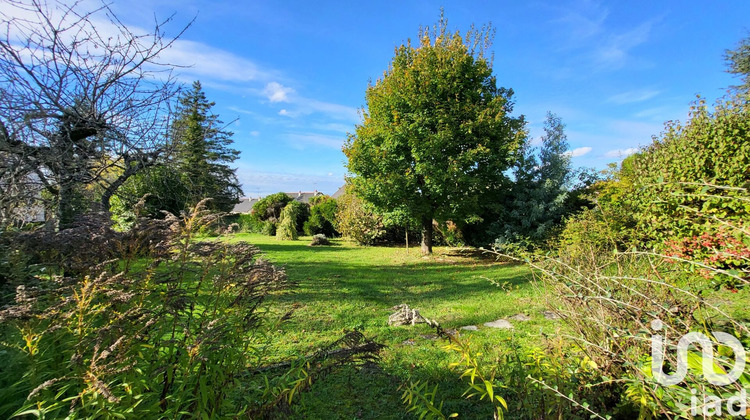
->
<box><xmin>227</xmin><ymin>233</ymin><xmax>561</xmax><ymax>419</ymax></box>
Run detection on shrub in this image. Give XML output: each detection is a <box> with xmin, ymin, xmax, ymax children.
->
<box><xmin>623</xmin><ymin>96</ymin><xmax>750</xmax><ymax>248</ymax></box>
<box><xmin>225</xmin><ymin>212</ymin><xmax>264</xmax><ymax>233</ymax></box>
<box><xmin>304</xmin><ymin>196</ymin><xmax>338</xmax><ymax>237</ymax></box>
<box><xmin>335</xmin><ymin>192</ymin><xmax>385</xmax><ymax>245</ymax></box>
<box><xmin>435</xmin><ymin>221</ymin><xmax>465</xmax><ymax>247</ymax></box>
<box><xmin>527</xmin><ymin>96</ymin><xmax>750</xmax><ymax>418</ymax></box>
<box><xmin>557</xmin><ymin>203</ymin><xmax>635</xmax><ymax>260</ymax></box>
<box><xmin>310</xmin><ymin>234</ymin><xmax>331</xmax><ymax>246</ymax></box>
<box><xmin>261</xmin><ymin>219</ymin><xmax>276</xmax><ymax>236</ymax></box>
<box><xmin>525</xmin><ymin>237</ymin><xmax>750</xmax><ymax>418</ymax></box>
<box><xmin>110</xmin><ymin>165</ymin><xmax>191</xmax><ymax>221</ymax></box>
<box><xmin>252</xmin><ymin>192</ymin><xmax>292</xmax><ymax>224</ymax></box>
<box><xmin>276</xmin><ymin>201</ymin><xmax>301</xmax><ymax>240</ymax></box>
<box><xmin>292</xmin><ymin>199</ymin><xmax>310</xmax><ymax>233</ymax></box>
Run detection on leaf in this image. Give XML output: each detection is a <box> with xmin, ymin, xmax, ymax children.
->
<box><xmin>484</xmin><ymin>380</ymin><xmax>494</xmax><ymax>402</ymax></box>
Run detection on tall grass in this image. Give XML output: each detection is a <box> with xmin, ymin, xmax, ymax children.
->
<box><xmin>0</xmin><ymin>201</ymin><xmax>382</xmax><ymax>418</ymax></box>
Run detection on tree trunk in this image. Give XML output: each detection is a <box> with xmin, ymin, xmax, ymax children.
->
<box><xmin>405</xmin><ymin>228</ymin><xmax>409</xmax><ymax>253</ymax></box>
<box><xmin>54</xmin><ymin>183</ymin><xmax>75</xmax><ymax>231</ymax></box>
<box><xmin>100</xmin><ymin>175</ymin><xmax>128</xmax><ymax>213</ymax></box>
<box><xmin>420</xmin><ymin>216</ymin><xmax>433</xmax><ymax>255</ymax></box>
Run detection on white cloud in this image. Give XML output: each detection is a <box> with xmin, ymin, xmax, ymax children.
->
<box><xmin>607</xmin><ymin>89</ymin><xmax>660</xmax><ymax>104</ymax></box>
<box><xmin>604</xmin><ymin>147</ymin><xmax>638</xmax><ymax>158</ymax></box>
<box><xmin>264</xmin><ymin>82</ymin><xmax>294</xmax><ymax>102</ymax></box>
<box><xmin>283</xmin><ymin>98</ymin><xmax>359</xmax><ymax>122</ymax></box>
<box><xmin>0</xmin><ymin>1</ymin><xmax>280</xmax><ymax>85</ymax></box>
<box><xmin>271</xmin><ymin>98</ymin><xmax>358</xmax><ymax>122</ymax></box>
<box><xmin>234</xmin><ymin>167</ymin><xmax>344</xmax><ymax>197</ymax></box>
<box><xmin>312</xmin><ymin>122</ymin><xmax>354</xmax><ymax>133</ymax></box>
<box><xmin>564</xmin><ymin>146</ymin><xmax>593</xmax><ymax>158</ymax></box>
<box><xmin>286</xmin><ymin>133</ymin><xmax>345</xmax><ymax>149</ymax></box>
<box><xmin>592</xmin><ymin>21</ymin><xmax>655</xmax><ymax>71</ymax></box>
<box><xmin>553</xmin><ymin>1</ymin><xmax>608</xmax><ymax>44</ymax></box>
<box><xmin>250</xmin><ymin>131</ymin><xmax>260</xmax><ymax>136</ymax></box>
<box><xmin>550</xmin><ymin>1</ymin><xmax>658</xmax><ymax>73</ymax></box>
<box><xmin>4</xmin><ymin>2</ymin><xmax>361</xmax><ymax>127</ymax></box>
<box><xmin>304</xmin><ymin>99</ymin><xmax>359</xmax><ymax>121</ymax></box>
<box><xmin>156</xmin><ymin>38</ymin><xmax>278</xmax><ymax>83</ymax></box>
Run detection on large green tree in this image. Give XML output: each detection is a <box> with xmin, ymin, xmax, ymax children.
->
<box><xmin>171</xmin><ymin>81</ymin><xmax>241</xmax><ymax>212</ymax></box>
<box><xmin>344</xmin><ymin>17</ymin><xmax>526</xmax><ymax>254</ymax></box>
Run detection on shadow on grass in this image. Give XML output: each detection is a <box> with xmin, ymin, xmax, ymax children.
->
<box><xmin>267</xmin><ymin>260</ymin><xmax>532</xmax><ymax>309</ymax></box>
<box><xmin>249</xmin><ymin>242</ymin><xmax>352</xmax><ymax>254</ymax></box>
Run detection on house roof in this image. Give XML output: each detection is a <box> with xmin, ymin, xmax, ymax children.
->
<box><xmin>231</xmin><ymin>197</ymin><xmax>259</xmax><ymax>213</ymax></box>
<box><xmin>285</xmin><ymin>191</ymin><xmax>324</xmax><ymax>204</ymax></box>
<box><xmin>232</xmin><ymin>191</ymin><xmax>326</xmax><ymax>213</ymax></box>
<box><xmin>331</xmin><ymin>185</ymin><xmax>346</xmax><ymax>199</ymax></box>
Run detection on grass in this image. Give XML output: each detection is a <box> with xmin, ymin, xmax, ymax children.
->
<box><xmin>225</xmin><ymin>233</ymin><xmax>562</xmax><ymax>419</ymax></box>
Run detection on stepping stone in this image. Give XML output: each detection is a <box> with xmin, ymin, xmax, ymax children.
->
<box><xmin>420</xmin><ymin>334</ymin><xmax>439</xmax><ymax>340</ymax></box>
<box><xmin>509</xmin><ymin>313</ymin><xmax>531</xmax><ymax>321</ymax></box>
<box><xmin>542</xmin><ymin>311</ymin><xmax>561</xmax><ymax>320</ymax></box>
<box><xmin>460</xmin><ymin>325</ymin><xmax>478</xmax><ymax>331</ymax></box>
<box><xmin>402</xmin><ymin>339</ymin><xmax>416</xmax><ymax>346</ymax></box>
<box><xmin>483</xmin><ymin>319</ymin><xmax>514</xmax><ymax>329</ymax></box>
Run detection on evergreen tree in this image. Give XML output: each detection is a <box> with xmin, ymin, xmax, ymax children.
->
<box><xmin>493</xmin><ymin>112</ymin><xmax>573</xmax><ymax>247</ymax></box>
<box><xmin>171</xmin><ymin>81</ymin><xmax>241</xmax><ymax>212</ymax></box>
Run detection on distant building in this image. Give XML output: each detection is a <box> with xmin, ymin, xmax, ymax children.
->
<box><xmin>331</xmin><ymin>185</ymin><xmax>346</xmax><ymax>199</ymax></box>
<box><xmin>231</xmin><ymin>197</ymin><xmax>260</xmax><ymax>214</ymax></box>
<box><xmin>230</xmin><ymin>190</ymin><xmax>326</xmax><ymax>214</ymax></box>
<box><xmin>285</xmin><ymin>190</ymin><xmax>324</xmax><ymax>204</ymax></box>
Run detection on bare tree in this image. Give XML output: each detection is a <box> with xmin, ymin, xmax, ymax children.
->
<box><xmin>0</xmin><ymin>0</ymin><xmax>189</xmax><ymax>229</ymax></box>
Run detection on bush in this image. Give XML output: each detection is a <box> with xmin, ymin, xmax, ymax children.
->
<box><xmin>310</xmin><ymin>234</ymin><xmax>331</xmax><ymax>246</ymax></box>
<box><xmin>251</xmin><ymin>193</ymin><xmax>310</xmax><ymax>236</ymax></box>
<box><xmin>111</xmin><ymin>165</ymin><xmax>191</xmax><ymax>221</ymax></box>
<box><xmin>623</xmin><ymin>96</ymin><xmax>750</xmax><ymax>248</ymax></box>
<box><xmin>276</xmin><ymin>201</ymin><xmax>302</xmax><ymax>241</ymax></box>
<box><xmin>293</xmin><ymin>199</ymin><xmax>310</xmax><ymax>233</ymax></box>
<box><xmin>261</xmin><ymin>219</ymin><xmax>276</xmax><ymax>236</ymax></box>
<box><xmin>252</xmin><ymin>192</ymin><xmax>292</xmax><ymax>224</ymax></box>
<box><xmin>224</xmin><ymin>212</ymin><xmax>264</xmax><ymax>233</ymax></box>
<box><xmin>527</xmin><ymin>94</ymin><xmax>750</xmax><ymax>419</ymax></box>
<box><xmin>304</xmin><ymin>196</ymin><xmax>338</xmax><ymax>237</ymax></box>
<box><xmin>527</xmin><ymin>233</ymin><xmax>749</xmax><ymax>418</ymax></box>
<box><xmin>335</xmin><ymin>192</ymin><xmax>384</xmax><ymax>245</ymax></box>
<box><xmin>436</xmin><ymin>220</ymin><xmax>465</xmax><ymax>247</ymax></box>
<box><xmin>557</xmin><ymin>204</ymin><xmax>635</xmax><ymax>260</ymax></box>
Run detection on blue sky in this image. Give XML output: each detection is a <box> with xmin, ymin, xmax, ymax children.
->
<box><xmin>109</xmin><ymin>0</ymin><xmax>749</xmax><ymax>196</ymax></box>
